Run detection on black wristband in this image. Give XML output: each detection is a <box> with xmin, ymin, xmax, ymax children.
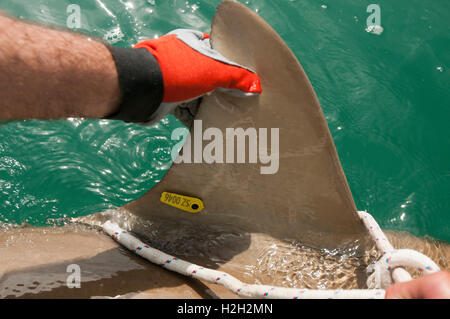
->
<box><xmin>105</xmin><ymin>46</ymin><xmax>164</xmax><ymax>123</ymax></box>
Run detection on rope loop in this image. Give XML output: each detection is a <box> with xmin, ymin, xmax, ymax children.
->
<box><xmin>102</xmin><ymin>210</ymin><xmax>442</xmax><ymax>298</ymax></box>
<box><xmin>367</xmin><ymin>249</ymin><xmax>440</xmax><ymax>289</ymax></box>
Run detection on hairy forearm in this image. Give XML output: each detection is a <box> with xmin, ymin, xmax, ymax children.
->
<box><xmin>0</xmin><ymin>13</ymin><xmax>120</xmax><ymax>119</ymax></box>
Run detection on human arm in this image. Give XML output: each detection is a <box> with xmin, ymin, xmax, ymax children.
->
<box><xmin>0</xmin><ymin>13</ymin><xmax>261</xmax><ymax>123</ymax></box>
<box><xmin>0</xmin><ymin>13</ymin><xmax>121</xmax><ymax>119</ymax></box>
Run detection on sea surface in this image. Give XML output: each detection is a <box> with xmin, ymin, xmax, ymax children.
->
<box><xmin>0</xmin><ymin>0</ymin><xmax>448</xmax><ymax>243</ymax></box>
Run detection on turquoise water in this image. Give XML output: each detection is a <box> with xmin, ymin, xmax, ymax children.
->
<box><xmin>0</xmin><ymin>0</ymin><xmax>448</xmax><ymax>242</ymax></box>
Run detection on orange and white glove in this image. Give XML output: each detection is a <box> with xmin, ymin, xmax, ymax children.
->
<box><xmin>107</xmin><ymin>29</ymin><xmax>261</xmax><ymax>123</ymax></box>
<box><xmin>135</xmin><ymin>29</ymin><xmax>261</xmax><ymax>103</ymax></box>
<box><xmin>136</xmin><ymin>29</ymin><xmax>261</xmax><ymax>122</ymax></box>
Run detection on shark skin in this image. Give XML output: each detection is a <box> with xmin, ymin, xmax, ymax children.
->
<box><xmin>122</xmin><ymin>0</ymin><xmax>369</xmax><ymax>249</ymax></box>
<box><xmin>1</xmin><ymin>1</ymin><xmax>448</xmax><ymax>300</ymax></box>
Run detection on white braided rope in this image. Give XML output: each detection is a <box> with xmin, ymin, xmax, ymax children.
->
<box><xmin>102</xmin><ymin>211</ymin><xmax>440</xmax><ymax>299</ymax></box>
<box><xmin>103</xmin><ymin>221</ymin><xmax>385</xmax><ymax>299</ymax></box>
<box><xmin>357</xmin><ymin>211</ymin><xmax>440</xmax><ymax>288</ymax></box>
<box><xmin>358</xmin><ymin>211</ymin><xmax>413</xmax><ymax>284</ymax></box>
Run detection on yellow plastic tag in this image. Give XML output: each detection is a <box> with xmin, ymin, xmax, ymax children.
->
<box><xmin>160</xmin><ymin>192</ymin><xmax>204</xmax><ymax>213</ymax></box>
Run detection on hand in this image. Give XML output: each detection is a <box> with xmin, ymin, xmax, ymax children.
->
<box><xmin>134</xmin><ymin>29</ymin><xmax>261</xmax><ymax>103</ymax></box>
<box><xmin>385</xmin><ymin>271</ymin><xmax>450</xmax><ymax>299</ymax></box>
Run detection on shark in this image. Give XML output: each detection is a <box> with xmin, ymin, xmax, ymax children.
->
<box><xmin>0</xmin><ymin>0</ymin><xmax>447</xmax><ymax>299</ymax></box>
<box><xmin>121</xmin><ymin>0</ymin><xmax>368</xmax><ymax>249</ymax></box>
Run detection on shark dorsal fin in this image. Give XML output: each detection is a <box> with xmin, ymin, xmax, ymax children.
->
<box><xmin>125</xmin><ymin>0</ymin><xmax>367</xmax><ymax>249</ymax></box>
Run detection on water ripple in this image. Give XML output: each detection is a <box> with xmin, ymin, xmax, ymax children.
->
<box><xmin>0</xmin><ymin>116</ymin><xmax>183</xmax><ymax>225</ymax></box>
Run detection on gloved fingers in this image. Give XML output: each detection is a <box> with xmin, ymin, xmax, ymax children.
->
<box><xmin>218</xmin><ymin>63</ymin><xmax>262</xmax><ymax>95</ymax></box>
<box><xmin>216</xmin><ymin>88</ymin><xmax>261</xmax><ymax>97</ymax></box>
<box><xmin>166</xmin><ymin>29</ymin><xmax>257</xmax><ymax>74</ymax></box>
<box><xmin>167</xmin><ymin>29</ymin><xmax>209</xmax><ymax>41</ymax></box>
<box><xmin>134</xmin><ymin>28</ymin><xmax>262</xmax><ymax>103</ymax></box>
<box><xmin>168</xmin><ymin>29</ymin><xmax>261</xmax><ymax>95</ymax></box>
